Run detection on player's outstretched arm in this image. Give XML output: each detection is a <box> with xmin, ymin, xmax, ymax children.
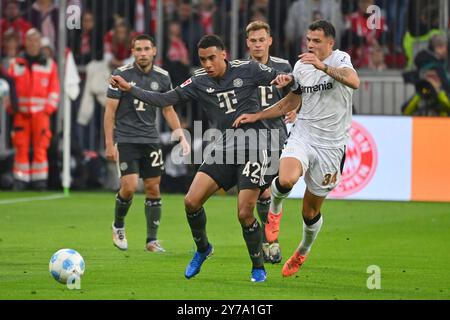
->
<box><xmin>110</xmin><ymin>75</ymin><xmax>181</xmax><ymax>108</ymax></box>
<box><xmin>233</xmin><ymin>91</ymin><xmax>301</xmax><ymax>127</ymax></box>
<box><xmin>271</xmin><ymin>74</ymin><xmax>294</xmax><ymax>89</ymax></box>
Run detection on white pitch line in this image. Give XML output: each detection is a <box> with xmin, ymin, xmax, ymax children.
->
<box><xmin>0</xmin><ymin>193</ymin><xmax>68</xmax><ymax>205</ymax></box>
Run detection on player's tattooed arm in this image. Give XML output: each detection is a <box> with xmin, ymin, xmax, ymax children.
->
<box><xmin>321</xmin><ymin>65</ymin><xmax>360</xmax><ymax>90</ymax></box>
<box><xmin>274</xmin><ymin>92</ymin><xmax>302</xmax><ymax>117</ymax></box>
<box><xmin>298</xmin><ymin>53</ymin><xmax>360</xmax><ymax>90</ymax></box>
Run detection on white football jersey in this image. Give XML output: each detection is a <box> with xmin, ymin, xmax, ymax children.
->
<box><xmin>290</xmin><ymin>49</ymin><xmax>356</xmax><ymax>149</ymax></box>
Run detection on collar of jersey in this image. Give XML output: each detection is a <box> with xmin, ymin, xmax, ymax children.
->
<box><xmin>133</xmin><ymin>62</ymin><xmax>154</xmax><ymax>75</ymax></box>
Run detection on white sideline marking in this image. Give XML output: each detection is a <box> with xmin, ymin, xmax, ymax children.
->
<box><xmin>0</xmin><ymin>194</ymin><xmax>67</xmax><ymax>205</ymax></box>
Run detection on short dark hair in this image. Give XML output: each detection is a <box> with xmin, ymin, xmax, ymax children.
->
<box><xmin>131</xmin><ymin>34</ymin><xmax>155</xmax><ymax>48</ymax></box>
<box><xmin>308</xmin><ymin>20</ymin><xmax>336</xmax><ymax>39</ymax></box>
<box><xmin>197</xmin><ymin>34</ymin><xmax>225</xmax><ymax>50</ymax></box>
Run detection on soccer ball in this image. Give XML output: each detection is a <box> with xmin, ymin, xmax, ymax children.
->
<box><xmin>49</xmin><ymin>249</ymin><xmax>85</xmax><ymax>284</ymax></box>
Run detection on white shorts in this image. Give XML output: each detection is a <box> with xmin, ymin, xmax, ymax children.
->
<box><xmin>280</xmin><ymin>135</ymin><xmax>346</xmax><ymax>197</ymax></box>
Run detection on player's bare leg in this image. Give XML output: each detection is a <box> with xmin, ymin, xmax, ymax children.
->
<box><xmin>143</xmin><ymin>176</ymin><xmax>165</xmax><ymax>252</ymax></box>
<box><xmin>282</xmin><ymin>189</ymin><xmax>325</xmax><ymax>277</ymax></box>
<box><xmin>184</xmin><ymin>172</ymin><xmax>220</xmax><ymax>279</ymax></box>
<box><xmin>266</xmin><ymin>157</ymin><xmax>303</xmax><ymax>242</ymax></box>
<box><xmin>238</xmin><ymin>188</ymin><xmax>266</xmax><ymax>282</ymax></box>
<box><xmin>112</xmin><ymin>174</ymin><xmax>139</xmax><ymax>250</ymax></box>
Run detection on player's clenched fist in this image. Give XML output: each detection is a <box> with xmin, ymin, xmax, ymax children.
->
<box><xmin>105</xmin><ymin>144</ymin><xmax>118</xmax><ymax>162</ymax></box>
<box><xmin>299</xmin><ymin>53</ymin><xmax>325</xmax><ymax>71</ymax></box>
<box><xmin>110</xmin><ymin>75</ymin><xmax>132</xmax><ymax>91</ymax></box>
<box><xmin>270</xmin><ymin>74</ymin><xmax>294</xmax><ymax>89</ymax></box>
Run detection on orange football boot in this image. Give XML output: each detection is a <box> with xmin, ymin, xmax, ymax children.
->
<box><xmin>282</xmin><ymin>251</ymin><xmax>307</xmax><ymax>277</ymax></box>
<box><xmin>265</xmin><ymin>210</ymin><xmax>283</xmax><ymax>243</ymax></box>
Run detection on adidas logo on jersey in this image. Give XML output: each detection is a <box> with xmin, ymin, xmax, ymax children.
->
<box><xmin>300</xmin><ymin>81</ymin><xmax>333</xmax><ymax>94</ymax></box>
<box><xmin>206</xmin><ymin>87</ymin><xmax>215</xmax><ymax>93</ymax></box>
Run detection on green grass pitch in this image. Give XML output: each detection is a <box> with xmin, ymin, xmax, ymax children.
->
<box><xmin>0</xmin><ymin>191</ymin><xmax>449</xmax><ymax>300</ymax></box>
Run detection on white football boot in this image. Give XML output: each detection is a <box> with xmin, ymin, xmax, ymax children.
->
<box><xmin>112</xmin><ymin>222</ymin><xmax>128</xmax><ymax>250</ymax></box>
<box><xmin>145</xmin><ymin>240</ymin><xmax>166</xmax><ymax>252</ymax></box>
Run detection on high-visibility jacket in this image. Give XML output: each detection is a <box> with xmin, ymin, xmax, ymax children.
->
<box><xmin>7</xmin><ymin>53</ymin><xmax>59</xmax><ymax>115</ymax></box>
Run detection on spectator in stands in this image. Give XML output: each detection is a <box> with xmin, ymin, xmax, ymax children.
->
<box><xmin>0</xmin><ymin>0</ymin><xmax>32</xmax><ymax>49</ymax></box>
<box><xmin>341</xmin><ymin>0</ymin><xmax>388</xmax><ymax>69</ymax></box>
<box><xmin>26</xmin><ymin>0</ymin><xmax>59</xmax><ymax>52</ymax></box>
<box><xmin>177</xmin><ymin>1</ymin><xmax>204</xmax><ymax>65</ymax></box>
<box><xmin>368</xmin><ymin>44</ymin><xmax>387</xmax><ymax>71</ymax></box>
<box><xmin>103</xmin><ymin>17</ymin><xmax>137</xmax><ymax>69</ymax></box>
<box><xmin>403</xmin><ymin>0</ymin><xmax>442</xmax><ymax>69</ymax></box>
<box><xmin>163</xmin><ymin>0</ymin><xmax>178</xmax><ymax>20</ymax></box>
<box><xmin>1</xmin><ymin>30</ymin><xmax>20</xmax><ymax>70</ymax></box>
<box><xmin>167</xmin><ymin>21</ymin><xmax>190</xmax><ymax>66</ymax></box>
<box><xmin>285</xmin><ymin>0</ymin><xmax>342</xmax><ymax>61</ymax></box>
<box><xmin>250</xmin><ymin>0</ymin><xmax>269</xmax><ymax>17</ymax></box>
<box><xmin>382</xmin><ymin>0</ymin><xmax>409</xmax><ymax>52</ymax></box>
<box><xmin>67</xmin><ymin>10</ymin><xmax>103</xmax><ymax>66</ymax></box>
<box><xmin>164</xmin><ymin>20</ymin><xmax>191</xmax><ymax>86</ymax></box>
<box><xmin>198</xmin><ymin>0</ymin><xmax>217</xmax><ymax>35</ymax></box>
<box><xmin>40</xmin><ymin>36</ymin><xmax>55</xmax><ymax>60</ymax></box>
<box><xmin>249</xmin><ymin>8</ymin><xmax>268</xmax><ymax>24</ymax></box>
<box><xmin>7</xmin><ymin>28</ymin><xmax>60</xmax><ymax>191</ymax></box>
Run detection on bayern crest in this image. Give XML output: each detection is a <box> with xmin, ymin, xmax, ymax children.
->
<box><xmin>150</xmin><ymin>81</ymin><xmax>159</xmax><ymax>90</ymax></box>
<box><xmin>233</xmin><ymin>78</ymin><xmax>243</xmax><ymax>88</ymax></box>
<box><xmin>331</xmin><ymin>120</ymin><xmax>377</xmax><ymax>197</ymax></box>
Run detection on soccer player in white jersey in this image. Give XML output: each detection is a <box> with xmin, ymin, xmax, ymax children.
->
<box><xmin>233</xmin><ymin>20</ymin><xmax>360</xmax><ymax>277</ymax></box>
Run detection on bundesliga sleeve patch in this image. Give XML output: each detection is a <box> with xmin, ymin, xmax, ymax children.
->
<box><xmin>180</xmin><ymin>78</ymin><xmax>192</xmax><ymax>88</ymax></box>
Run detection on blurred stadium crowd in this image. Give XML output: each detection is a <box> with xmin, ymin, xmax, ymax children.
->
<box><xmin>0</xmin><ymin>0</ymin><xmax>449</xmax><ymax>191</ymax></box>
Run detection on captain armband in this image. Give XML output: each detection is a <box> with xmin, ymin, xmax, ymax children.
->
<box><xmin>292</xmin><ymin>85</ymin><xmax>303</xmax><ymax>95</ymax></box>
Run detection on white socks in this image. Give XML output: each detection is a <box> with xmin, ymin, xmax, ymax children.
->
<box><xmin>270</xmin><ymin>177</ymin><xmax>292</xmax><ymax>214</ymax></box>
<box><xmin>298</xmin><ymin>214</ymin><xmax>323</xmax><ymax>256</ymax></box>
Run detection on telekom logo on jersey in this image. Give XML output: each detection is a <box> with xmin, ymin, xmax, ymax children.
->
<box><xmin>331</xmin><ymin>121</ymin><xmax>378</xmax><ymax>197</ymax></box>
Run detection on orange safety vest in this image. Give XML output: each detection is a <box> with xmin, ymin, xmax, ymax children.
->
<box><xmin>7</xmin><ymin>54</ymin><xmax>60</xmax><ymax>114</ymax></box>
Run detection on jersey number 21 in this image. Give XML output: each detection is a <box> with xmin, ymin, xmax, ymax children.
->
<box><xmin>134</xmin><ymin>99</ymin><xmax>147</xmax><ymax>111</ymax></box>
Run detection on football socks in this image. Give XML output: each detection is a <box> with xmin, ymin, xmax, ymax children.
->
<box><xmin>114</xmin><ymin>193</ymin><xmax>132</xmax><ymax>228</ymax></box>
<box><xmin>256</xmin><ymin>197</ymin><xmax>270</xmax><ymax>243</ymax></box>
<box><xmin>298</xmin><ymin>213</ymin><xmax>323</xmax><ymax>255</ymax></box>
<box><xmin>145</xmin><ymin>198</ymin><xmax>162</xmax><ymax>243</ymax></box>
<box><xmin>186</xmin><ymin>207</ymin><xmax>209</xmax><ymax>253</ymax></box>
<box><xmin>242</xmin><ymin>219</ymin><xmax>264</xmax><ymax>268</ymax></box>
<box><xmin>270</xmin><ymin>177</ymin><xmax>292</xmax><ymax>214</ymax></box>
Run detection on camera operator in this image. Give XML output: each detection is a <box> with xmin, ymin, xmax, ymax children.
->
<box><xmin>402</xmin><ymin>35</ymin><xmax>450</xmax><ymax>116</ymax></box>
